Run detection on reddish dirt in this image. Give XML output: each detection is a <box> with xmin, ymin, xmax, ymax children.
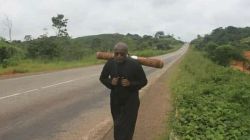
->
<box><xmin>231</xmin><ymin>61</ymin><xmax>245</xmax><ymax>71</ymax></box>
<box><xmin>0</xmin><ymin>70</ymin><xmax>19</xmax><ymax>79</ymax></box>
<box><xmin>231</xmin><ymin>51</ymin><xmax>250</xmax><ymax>73</ymax></box>
<box><xmin>1</xmin><ymin>70</ymin><xmax>16</xmax><ymax>75</ymax></box>
<box><xmin>244</xmin><ymin>51</ymin><xmax>250</xmax><ymax>58</ymax></box>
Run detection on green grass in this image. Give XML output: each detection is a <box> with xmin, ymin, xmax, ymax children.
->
<box><xmin>166</xmin><ymin>48</ymin><xmax>250</xmax><ymax>139</ymax></box>
<box><xmin>0</xmin><ymin>46</ymin><xmax>182</xmax><ymax>76</ymax></box>
<box><xmin>0</xmin><ymin>54</ymin><xmax>105</xmax><ymax>75</ymax></box>
<box><xmin>132</xmin><ymin>45</ymin><xmax>181</xmax><ymax>57</ymax></box>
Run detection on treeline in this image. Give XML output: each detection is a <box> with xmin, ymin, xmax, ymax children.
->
<box><xmin>191</xmin><ymin>26</ymin><xmax>250</xmax><ymax>66</ymax></box>
<box><xmin>0</xmin><ymin>32</ymin><xmax>183</xmax><ymax>68</ymax></box>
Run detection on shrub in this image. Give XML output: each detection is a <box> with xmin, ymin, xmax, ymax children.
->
<box><xmin>0</xmin><ymin>41</ymin><xmax>24</xmax><ymax>67</ymax></box>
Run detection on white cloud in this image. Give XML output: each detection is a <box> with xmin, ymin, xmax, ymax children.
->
<box><xmin>0</xmin><ymin>0</ymin><xmax>250</xmax><ymax>41</ymax></box>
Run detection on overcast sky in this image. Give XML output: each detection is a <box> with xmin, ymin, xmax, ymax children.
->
<box><xmin>0</xmin><ymin>0</ymin><xmax>250</xmax><ymax>41</ymax></box>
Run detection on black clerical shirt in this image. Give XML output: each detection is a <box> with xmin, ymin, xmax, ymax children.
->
<box><xmin>100</xmin><ymin>57</ymin><xmax>147</xmax><ymax>104</ymax></box>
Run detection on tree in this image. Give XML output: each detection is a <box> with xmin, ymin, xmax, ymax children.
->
<box><xmin>0</xmin><ymin>36</ymin><xmax>6</xmax><ymax>41</ymax></box>
<box><xmin>52</xmin><ymin>14</ymin><xmax>69</xmax><ymax>37</ymax></box>
<box><xmin>204</xmin><ymin>41</ymin><xmax>218</xmax><ymax>56</ymax></box>
<box><xmin>155</xmin><ymin>31</ymin><xmax>164</xmax><ymax>39</ymax></box>
<box><xmin>142</xmin><ymin>35</ymin><xmax>153</xmax><ymax>40</ymax></box>
<box><xmin>156</xmin><ymin>42</ymin><xmax>171</xmax><ymax>50</ymax></box>
<box><xmin>91</xmin><ymin>38</ymin><xmax>102</xmax><ymax>49</ymax></box>
<box><xmin>0</xmin><ymin>41</ymin><xmax>24</xmax><ymax>67</ymax></box>
<box><xmin>2</xmin><ymin>16</ymin><xmax>12</xmax><ymax>41</ymax></box>
<box><xmin>27</xmin><ymin>37</ymin><xmax>60</xmax><ymax>59</ymax></box>
<box><xmin>24</xmin><ymin>35</ymin><xmax>32</xmax><ymax>41</ymax></box>
<box><xmin>213</xmin><ymin>45</ymin><xmax>244</xmax><ymax>66</ymax></box>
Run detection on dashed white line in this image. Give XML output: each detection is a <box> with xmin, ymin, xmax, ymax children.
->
<box><xmin>0</xmin><ymin>74</ymin><xmax>100</xmax><ymax>101</ymax></box>
<box><xmin>0</xmin><ymin>89</ymin><xmax>39</xmax><ymax>100</ymax></box>
<box><xmin>41</xmin><ymin>79</ymin><xmax>75</xmax><ymax>89</ymax></box>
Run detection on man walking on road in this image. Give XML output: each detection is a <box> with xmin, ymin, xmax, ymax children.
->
<box><xmin>100</xmin><ymin>42</ymin><xmax>148</xmax><ymax>140</ymax></box>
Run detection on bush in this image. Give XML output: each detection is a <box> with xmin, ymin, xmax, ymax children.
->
<box><xmin>27</xmin><ymin>37</ymin><xmax>61</xmax><ymax>59</ymax></box>
<box><xmin>213</xmin><ymin>45</ymin><xmax>244</xmax><ymax>66</ymax></box>
<box><xmin>0</xmin><ymin>41</ymin><xmax>24</xmax><ymax>67</ymax></box>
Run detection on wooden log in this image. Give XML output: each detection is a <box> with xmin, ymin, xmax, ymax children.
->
<box><xmin>96</xmin><ymin>52</ymin><xmax>164</xmax><ymax>68</ymax></box>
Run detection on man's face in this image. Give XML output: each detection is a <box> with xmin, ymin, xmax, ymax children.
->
<box><xmin>114</xmin><ymin>49</ymin><xmax>127</xmax><ymax>63</ymax></box>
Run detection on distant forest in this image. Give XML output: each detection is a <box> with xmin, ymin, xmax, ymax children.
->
<box><xmin>0</xmin><ymin>32</ymin><xmax>183</xmax><ymax>68</ymax></box>
<box><xmin>191</xmin><ymin>26</ymin><xmax>250</xmax><ymax>66</ymax></box>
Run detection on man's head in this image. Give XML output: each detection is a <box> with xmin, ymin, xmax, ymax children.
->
<box><xmin>113</xmin><ymin>42</ymin><xmax>128</xmax><ymax>63</ymax></box>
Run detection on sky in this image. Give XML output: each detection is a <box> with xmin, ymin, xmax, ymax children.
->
<box><xmin>0</xmin><ymin>0</ymin><xmax>250</xmax><ymax>41</ymax></box>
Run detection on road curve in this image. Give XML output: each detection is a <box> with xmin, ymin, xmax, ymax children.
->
<box><xmin>0</xmin><ymin>44</ymin><xmax>188</xmax><ymax>140</ymax></box>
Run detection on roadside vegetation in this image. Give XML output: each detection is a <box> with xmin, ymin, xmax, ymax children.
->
<box><xmin>169</xmin><ymin>48</ymin><xmax>250</xmax><ymax>139</ymax></box>
<box><xmin>0</xmin><ymin>14</ymin><xmax>183</xmax><ymax>76</ymax></box>
<box><xmin>167</xmin><ymin>26</ymin><xmax>250</xmax><ymax>139</ymax></box>
<box><xmin>0</xmin><ymin>34</ymin><xmax>182</xmax><ymax>75</ymax></box>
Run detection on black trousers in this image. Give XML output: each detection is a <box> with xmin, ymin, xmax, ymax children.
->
<box><xmin>110</xmin><ymin>93</ymin><xmax>140</xmax><ymax>140</ymax></box>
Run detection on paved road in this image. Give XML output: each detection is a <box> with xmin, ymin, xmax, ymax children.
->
<box><xmin>0</xmin><ymin>44</ymin><xmax>188</xmax><ymax>140</ymax></box>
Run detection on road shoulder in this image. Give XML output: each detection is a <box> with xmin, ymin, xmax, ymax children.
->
<box><xmin>133</xmin><ymin>67</ymin><xmax>174</xmax><ymax>140</ymax></box>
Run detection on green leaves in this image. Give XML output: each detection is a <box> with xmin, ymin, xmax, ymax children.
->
<box><xmin>0</xmin><ymin>41</ymin><xmax>24</xmax><ymax>67</ymax></box>
<box><xmin>171</xmin><ymin>49</ymin><xmax>250</xmax><ymax>139</ymax></box>
<box><xmin>52</xmin><ymin>14</ymin><xmax>69</xmax><ymax>37</ymax></box>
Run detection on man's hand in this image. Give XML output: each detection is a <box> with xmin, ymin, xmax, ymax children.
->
<box><xmin>121</xmin><ymin>78</ymin><xmax>130</xmax><ymax>87</ymax></box>
<box><xmin>111</xmin><ymin>77</ymin><xmax>119</xmax><ymax>86</ymax></box>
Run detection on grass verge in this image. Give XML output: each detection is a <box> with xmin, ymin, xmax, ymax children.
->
<box><xmin>166</xmin><ymin>48</ymin><xmax>250</xmax><ymax>139</ymax></box>
<box><xmin>0</xmin><ymin>54</ymin><xmax>105</xmax><ymax>75</ymax></box>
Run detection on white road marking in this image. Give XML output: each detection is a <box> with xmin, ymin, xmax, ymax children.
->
<box><xmin>41</xmin><ymin>79</ymin><xmax>75</xmax><ymax>89</ymax></box>
<box><xmin>0</xmin><ymin>89</ymin><xmax>39</xmax><ymax>100</ymax></box>
<box><xmin>0</xmin><ymin>74</ymin><xmax>99</xmax><ymax>101</ymax></box>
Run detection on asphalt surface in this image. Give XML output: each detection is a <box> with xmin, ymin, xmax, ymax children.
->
<box><xmin>0</xmin><ymin>44</ymin><xmax>188</xmax><ymax>140</ymax></box>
